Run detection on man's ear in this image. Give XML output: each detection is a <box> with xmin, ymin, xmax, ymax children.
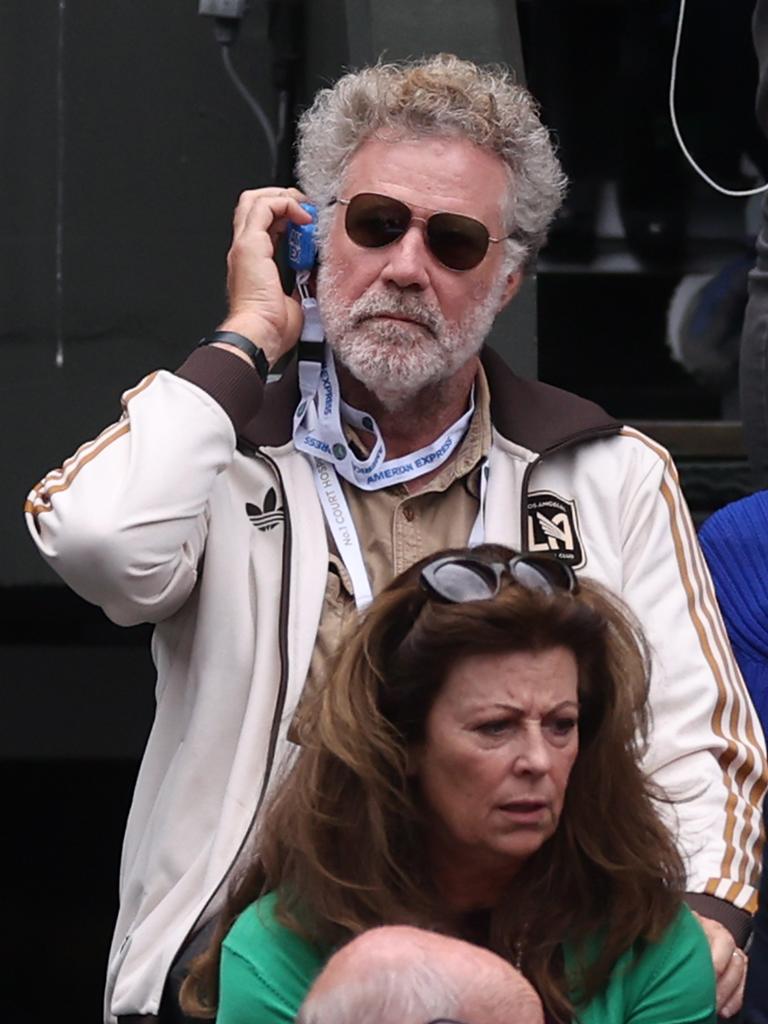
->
<box><xmin>497</xmin><ymin>269</ymin><xmax>523</xmax><ymax>313</ymax></box>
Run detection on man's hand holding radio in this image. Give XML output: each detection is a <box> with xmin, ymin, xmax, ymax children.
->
<box><xmin>215</xmin><ymin>186</ymin><xmax>314</xmax><ymax>368</ymax></box>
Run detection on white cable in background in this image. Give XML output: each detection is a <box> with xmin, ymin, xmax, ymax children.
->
<box><xmin>54</xmin><ymin>0</ymin><xmax>66</xmax><ymax>367</ymax></box>
<box><xmin>220</xmin><ymin>45</ymin><xmax>278</xmax><ymax>179</ymax></box>
<box><xmin>670</xmin><ymin>0</ymin><xmax>768</xmax><ymax>196</ymax></box>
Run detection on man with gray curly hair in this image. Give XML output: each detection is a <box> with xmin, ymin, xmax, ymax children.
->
<box><xmin>301</xmin><ymin>56</ymin><xmax>562</xmax><ymax>412</ymax></box>
<box><xmin>25</xmin><ymin>54</ymin><xmax>765</xmax><ymax>1023</ymax></box>
<box><xmin>227</xmin><ymin>54</ymin><xmax>564</xmax><ymax>416</ymax></box>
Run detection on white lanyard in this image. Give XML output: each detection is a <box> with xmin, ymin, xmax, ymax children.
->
<box><xmin>311</xmin><ymin>453</ymin><xmax>489</xmax><ymax>611</ymax></box>
<box><xmin>294</xmin><ymin>347</ymin><xmax>476</xmax><ymax>491</ymax></box>
<box><xmin>310</xmin><ymin>456</ymin><xmax>375</xmax><ymax>608</ymax></box>
<box><xmin>292</xmin><ymin>275</ymin><xmax>488</xmax><ymax>609</ymax></box>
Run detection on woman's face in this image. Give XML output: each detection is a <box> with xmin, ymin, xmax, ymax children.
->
<box><xmin>412</xmin><ymin>646</ymin><xmax>580</xmax><ymax>898</ymax></box>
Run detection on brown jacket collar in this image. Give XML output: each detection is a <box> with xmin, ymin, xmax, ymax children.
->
<box><xmin>239</xmin><ymin>345</ymin><xmax>621</xmax><ymax>456</ymax></box>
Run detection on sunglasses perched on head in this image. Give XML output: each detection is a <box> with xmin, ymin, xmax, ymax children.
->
<box><xmin>333</xmin><ymin>192</ymin><xmax>513</xmax><ymax>271</ymax></box>
<box><xmin>421</xmin><ymin>553</ymin><xmax>578</xmax><ymax>604</ymax></box>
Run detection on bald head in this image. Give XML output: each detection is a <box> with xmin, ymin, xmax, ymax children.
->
<box><xmin>297</xmin><ymin>926</ymin><xmax>544</xmax><ymax>1024</ymax></box>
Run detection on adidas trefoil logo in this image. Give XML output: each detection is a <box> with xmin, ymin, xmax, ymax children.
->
<box><xmin>246</xmin><ymin>487</ymin><xmax>285</xmax><ymax>532</ymax></box>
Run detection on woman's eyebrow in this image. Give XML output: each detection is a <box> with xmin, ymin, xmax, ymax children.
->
<box><xmin>547</xmin><ymin>700</ymin><xmax>580</xmax><ymax>712</ymax></box>
<box><xmin>477</xmin><ymin>700</ymin><xmax>580</xmax><ymax>714</ymax></box>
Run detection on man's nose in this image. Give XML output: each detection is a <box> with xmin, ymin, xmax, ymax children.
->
<box><xmin>379</xmin><ymin>224</ymin><xmax>432</xmax><ymax>290</ymax></box>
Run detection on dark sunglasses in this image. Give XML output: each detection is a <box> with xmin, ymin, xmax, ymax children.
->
<box><xmin>421</xmin><ymin>553</ymin><xmax>578</xmax><ymax>604</ymax></box>
<box><xmin>334</xmin><ymin>192</ymin><xmax>513</xmax><ymax>271</ymax></box>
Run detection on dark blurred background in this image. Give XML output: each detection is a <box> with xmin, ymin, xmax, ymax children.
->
<box><xmin>1</xmin><ymin>0</ymin><xmax>763</xmax><ymax>1017</ymax></box>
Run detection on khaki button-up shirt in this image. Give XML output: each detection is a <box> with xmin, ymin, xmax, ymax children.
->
<box><xmin>294</xmin><ymin>368</ymin><xmax>492</xmax><ymax>727</ymax></box>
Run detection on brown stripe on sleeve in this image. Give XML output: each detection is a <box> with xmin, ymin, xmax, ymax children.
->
<box><xmin>27</xmin><ymin>372</ymin><xmax>158</xmax><ymax>518</ymax></box>
<box><xmin>656</xmin><ymin>439</ymin><xmax>767</xmax><ymax>894</ymax></box>
<box><xmin>724</xmin><ymin>879</ymin><xmax>754</xmax><ymax>908</ymax></box>
<box><xmin>704</xmin><ymin>869</ymin><xmax>759</xmax><ymax>913</ymax></box>
<box><xmin>37</xmin><ymin>417</ymin><xmax>129</xmax><ymax>491</ymax></box>
<box><xmin>120</xmin><ymin>370</ymin><xmax>159</xmax><ymax>409</ymax></box>
<box><xmin>39</xmin><ymin>417</ymin><xmax>129</xmax><ymax>487</ymax></box>
<box><xmin>705</xmin><ymin>877</ymin><xmax>722</xmax><ymax>897</ymax></box>
<box><xmin>678</xmin><ymin>495</ymin><xmax>768</xmax><ymax>891</ymax></box>
<box><xmin>658</xmin><ymin>472</ymin><xmax>740</xmax><ymax>878</ymax></box>
<box><xmin>28</xmin><ymin>422</ymin><xmax>131</xmax><ymax>516</ymax></box>
<box><xmin>621</xmin><ymin>428</ymin><xmax>766</xmax><ymax>900</ymax></box>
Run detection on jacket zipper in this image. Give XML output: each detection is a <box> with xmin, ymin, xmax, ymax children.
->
<box><xmin>154</xmin><ymin>448</ymin><xmax>294</xmax><ymax>999</ymax></box>
<box><xmin>131</xmin><ymin>424</ymin><xmax>619</xmax><ymax>1008</ymax></box>
<box><xmin>519</xmin><ymin>425</ymin><xmax>621</xmax><ymax>553</ymax></box>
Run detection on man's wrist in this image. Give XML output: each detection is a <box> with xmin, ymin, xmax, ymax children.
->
<box><xmin>685</xmin><ymin>892</ymin><xmax>752</xmax><ymax>946</ymax></box>
<box><xmin>209</xmin><ymin>341</ymin><xmax>254</xmax><ymax>367</ymax></box>
<box><xmin>217</xmin><ymin>315</ymin><xmax>283</xmax><ymax>367</ymax></box>
<box><xmin>198</xmin><ymin>331</ymin><xmax>269</xmax><ymax>380</ymax></box>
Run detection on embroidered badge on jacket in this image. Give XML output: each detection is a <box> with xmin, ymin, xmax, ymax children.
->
<box><xmin>526</xmin><ymin>491</ymin><xmax>585</xmax><ymax>568</ymax></box>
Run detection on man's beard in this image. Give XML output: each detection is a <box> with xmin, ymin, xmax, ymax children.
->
<box><xmin>316</xmin><ymin>265</ymin><xmax>505</xmax><ymax>412</ymax></box>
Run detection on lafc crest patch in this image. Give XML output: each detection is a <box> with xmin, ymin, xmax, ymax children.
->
<box><xmin>526</xmin><ymin>491</ymin><xmax>585</xmax><ymax>569</ymax></box>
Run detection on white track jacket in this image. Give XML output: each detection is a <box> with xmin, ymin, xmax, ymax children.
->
<box><xmin>25</xmin><ymin>345</ymin><xmax>768</xmax><ymax>1021</ymax></box>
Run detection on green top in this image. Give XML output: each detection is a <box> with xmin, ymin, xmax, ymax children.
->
<box><xmin>217</xmin><ymin>892</ymin><xmax>716</xmax><ymax>1024</ymax></box>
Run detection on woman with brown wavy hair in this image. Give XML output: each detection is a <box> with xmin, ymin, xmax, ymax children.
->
<box><xmin>181</xmin><ymin>544</ymin><xmax>715</xmax><ymax>1023</ymax></box>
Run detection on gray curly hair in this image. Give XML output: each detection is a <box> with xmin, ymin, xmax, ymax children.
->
<box><xmin>295</xmin><ymin>53</ymin><xmax>567</xmax><ymax>270</ymax></box>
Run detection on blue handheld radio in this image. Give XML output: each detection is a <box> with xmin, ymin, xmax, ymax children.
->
<box><xmin>287</xmin><ymin>202</ymin><xmax>318</xmax><ymax>272</ymax></box>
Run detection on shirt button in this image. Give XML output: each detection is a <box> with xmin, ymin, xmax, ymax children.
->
<box><xmin>403</xmin><ymin>506</ymin><xmax>415</xmax><ymax>522</ymax></box>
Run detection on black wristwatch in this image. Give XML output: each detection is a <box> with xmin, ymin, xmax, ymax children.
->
<box><xmin>198</xmin><ymin>331</ymin><xmax>269</xmax><ymax>381</ymax></box>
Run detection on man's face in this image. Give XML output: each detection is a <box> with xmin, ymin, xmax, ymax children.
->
<box><xmin>316</xmin><ymin>136</ymin><xmax>521</xmax><ymax>409</ymax></box>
